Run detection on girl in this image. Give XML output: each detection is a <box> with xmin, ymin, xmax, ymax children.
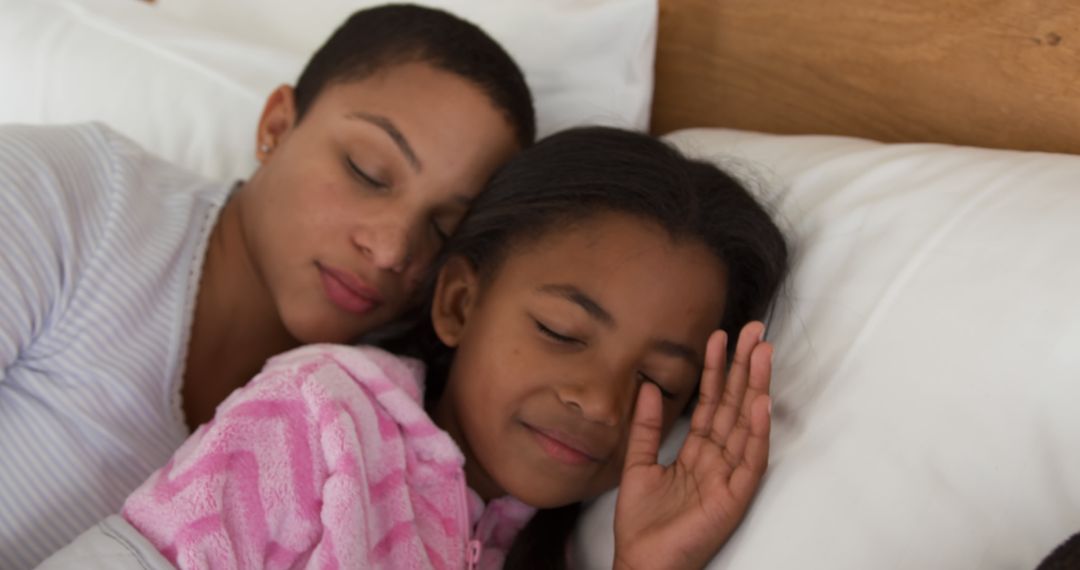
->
<box><xmin>41</xmin><ymin>127</ymin><xmax>787</xmax><ymax>569</ymax></box>
<box><xmin>0</xmin><ymin>6</ymin><xmax>532</xmax><ymax>567</ymax></box>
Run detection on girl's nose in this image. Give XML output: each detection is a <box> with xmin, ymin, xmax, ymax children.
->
<box><xmin>556</xmin><ymin>375</ymin><xmax>629</xmax><ymax>428</ymax></box>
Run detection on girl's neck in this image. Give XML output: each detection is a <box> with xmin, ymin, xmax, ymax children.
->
<box><xmin>182</xmin><ymin>186</ymin><xmax>298</xmax><ymax>430</ymax></box>
<box><xmin>431</xmin><ymin>390</ymin><xmax>506</xmax><ymax>502</ymax></box>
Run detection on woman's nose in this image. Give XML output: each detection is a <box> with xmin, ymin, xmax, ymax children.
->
<box><xmin>353</xmin><ymin>224</ymin><xmax>413</xmax><ymax>273</ymax></box>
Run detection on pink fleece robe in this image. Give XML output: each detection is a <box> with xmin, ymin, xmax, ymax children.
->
<box><xmin>121</xmin><ymin>345</ymin><xmax>536</xmax><ymax>570</ymax></box>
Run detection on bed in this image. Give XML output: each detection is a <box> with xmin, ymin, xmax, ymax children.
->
<box><xmin>2</xmin><ymin>0</ymin><xmax>1078</xmax><ymax>568</ymax></box>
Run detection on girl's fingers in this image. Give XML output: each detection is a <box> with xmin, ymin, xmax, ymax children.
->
<box><xmin>718</xmin><ymin>341</ymin><xmax>773</xmax><ymax>463</ymax></box>
<box><xmin>742</xmin><ymin>340</ymin><xmax>773</xmax><ymax>418</ymax></box>
<box><xmin>688</xmin><ymin>330</ymin><xmax>727</xmax><ymax>437</ymax></box>
<box><xmin>710</xmin><ymin>322</ymin><xmax>765</xmax><ymax>441</ymax></box>
<box><xmin>728</xmin><ymin>393</ymin><xmax>772</xmax><ymax>500</ymax></box>
<box><xmin>624</xmin><ymin>381</ymin><xmax>664</xmax><ymax>472</ymax></box>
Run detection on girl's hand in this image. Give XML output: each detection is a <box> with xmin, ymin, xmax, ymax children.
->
<box><xmin>613</xmin><ymin>321</ymin><xmax>773</xmax><ymax>570</ymax></box>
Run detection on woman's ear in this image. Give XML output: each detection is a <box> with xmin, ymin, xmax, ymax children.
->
<box><xmin>255</xmin><ymin>84</ymin><xmax>297</xmax><ymax>162</ymax></box>
<box><xmin>431</xmin><ymin>256</ymin><xmax>480</xmax><ymax>348</ymax></box>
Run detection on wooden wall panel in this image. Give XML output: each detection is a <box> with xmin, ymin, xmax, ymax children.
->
<box><xmin>652</xmin><ymin>0</ymin><xmax>1080</xmax><ymax>154</ymax></box>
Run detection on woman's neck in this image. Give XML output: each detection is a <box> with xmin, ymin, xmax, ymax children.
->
<box><xmin>182</xmin><ymin>186</ymin><xmax>298</xmax><ymax>430</ymax></box>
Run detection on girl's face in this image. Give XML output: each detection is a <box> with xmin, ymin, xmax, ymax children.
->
<box><xmin>432</xmin><ymin>213</ymin><xmax>727</xmax><ymax>508</ymax></box>
<box><xmin>239</xmin><ymin>62</ymin><xmax>519</xmax><ymax>343</ymax></box>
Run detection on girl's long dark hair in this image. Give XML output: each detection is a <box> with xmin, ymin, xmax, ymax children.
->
<box><xmin>381</xmin><ymin>126</ymin><xmax>789</xmax><ymax>569</ymax></box>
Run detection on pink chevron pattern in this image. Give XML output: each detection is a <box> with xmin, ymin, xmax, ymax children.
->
<box><xmin>121</xmin><ymin>345</ymin><xmax>535</xmax><ymax>570</ymax></box>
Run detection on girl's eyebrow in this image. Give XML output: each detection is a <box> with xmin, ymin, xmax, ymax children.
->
<box><xmin>651</xmin><ymin>339</ymin><xmax>703</xmax><ymax>370</ymax></box>
<box><xmin>536</xmin><ymin>283</ymin><xmax>702</xmax><ymax>368</ymax></box>
<box><xmin>537</xmin><ymin>284</ymin><xmax>614</xmax><ymax>327</ymax></box>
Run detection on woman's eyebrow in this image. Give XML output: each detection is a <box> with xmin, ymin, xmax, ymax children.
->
<box><xmin>537</xmin><ymin>284</ymin><xmax>614</xmax><ymax>328</ymax></box>
<box><xmin>347</xmin><ymin>112</ymin><xmax>422</xmax><ymax>173</ymax></box>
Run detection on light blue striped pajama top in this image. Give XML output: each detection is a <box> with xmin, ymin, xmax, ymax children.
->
<box><xmin>0</xmin><ymin>122</ymin><xmax>231</xmax><ymax>568</ymax></box>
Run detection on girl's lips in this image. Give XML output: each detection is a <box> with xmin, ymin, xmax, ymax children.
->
<box><xmin>317</xmin><ymin>263</ymin><xmax>384</xmax><ymax>316</ymax></box>
<box><xmin>524</xmin><ymin>424</ymin><xmax>601</xmax><ymax>466</ymax></box>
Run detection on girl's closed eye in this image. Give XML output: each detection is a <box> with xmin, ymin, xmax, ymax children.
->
<box><xmin>637</xmin><ymin>371</ymin><xmax>677</xmax><ymax>400</ymax></box>
<box><xmin>346</xmin><ymin>156</ymin><xmax>389</xmax><ymax>190</ymax></box>
<box><xmin>532</xmin><ymin>317</ymin><xmax>584</xmax><ymax>346</ymax></box>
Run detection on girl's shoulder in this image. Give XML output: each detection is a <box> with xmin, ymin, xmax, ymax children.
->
<box><xmin>216</xmin><ymin>343</ymin><xmax>462</xmax><ymax>467</ymax></box>
<box><xmin>252</xmin><ymin>343</ymin><xmax>429</xmax><ymax>415</ymax></box>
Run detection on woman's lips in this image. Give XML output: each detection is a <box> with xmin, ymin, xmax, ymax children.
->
<box><xmin>524</xmin><ymin>424</ymin><xmax>602</xmax><ymax>466</ymax></box>
<box><xmin>317</xmin><ymin>262</ymin><xmax>384</xmax><ymax>316</ymax></box>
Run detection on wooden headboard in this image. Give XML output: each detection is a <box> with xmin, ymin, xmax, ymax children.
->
<box><xmin>651</xmin><ymin>0</ymin><xmax>1080</xmax><ymax>154</ymax></box>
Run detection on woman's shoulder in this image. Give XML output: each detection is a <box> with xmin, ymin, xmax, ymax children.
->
<box><xmin>0</xmin><ymin>121</ymin><xmax>227</xmax><ymax>203</ymax></box>
<box><xmin>0</xmin><ymin>122</ymin><xmax>231</xmax><ymax>364</ymax></box>
<box><xmin>0</xmin><ymin>123</ymin><xmax>118</xmax><ymax>217</ymax></box>
<box><xmin>0</xmin><ymin>121</ymin><xmax>114</xmax><ymax>157</ymax></box>
<box><xmin>0</xmin><ymin>121</ymin><xmax>166</xmax><ymax>164</ymax></box>
<box><xmin>0</xmin><ymin>122</ymin><xmax>227</xmax><ymax>243</ymax></box>
<box><xmin>0</xmin><ymin>122</ymin><xmax>150</xmax><ymax>191</ymax></box>
<box><xmin>0</xmin><ymin>123</ymin><xmax>146</xmax><ymax>341</ymax></box>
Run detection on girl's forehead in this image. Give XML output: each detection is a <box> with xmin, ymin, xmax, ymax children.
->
<box><xmin>493</xmin><ymin>213</ymin><xmax>727</xmax><ymax>332</ymax></box>
<box><xmin>510</xmin><ymin>213</ymin><xmax>711</xmax><ymax>272</ymax></box>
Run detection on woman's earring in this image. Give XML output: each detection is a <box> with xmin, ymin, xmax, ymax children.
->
<box><xmin>259</xmin><ymin>144</ymin><xmax>272</xmax><ymax>153</ymax></box>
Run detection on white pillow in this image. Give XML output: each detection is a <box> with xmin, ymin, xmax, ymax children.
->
<box><xmin>0</xmin><ymin>0</ymin><xmax>655</xmax><ymax>181</ymax></box>
<box><xmin>152</xmin><ymin>0</ymin><xmax>657</xmax><ymax>136</ymax></box>
<box><xmin>0</xmin><ymin>0</ymin><xmax>303</xmax><ymax>182</ymax></box>
<box><xmin>575</xmin><ymin>129</ymin><xmax>1080</xmax><ymax>569</ymax></box>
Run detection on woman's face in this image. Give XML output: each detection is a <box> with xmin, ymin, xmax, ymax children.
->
<box><xmin>432</xmin><ymin>213</ymin><xmax>728</xmax><ymax>508</ymax></box>
<box><xmin>241</xmin><ymin>61</ymin><xmax>520</xmax><ymax>343</ymax></box>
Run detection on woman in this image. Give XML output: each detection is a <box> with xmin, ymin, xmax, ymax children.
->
<box><xmin>0</xmin><ymin>5</ymin><xmax>533</xmax><ymax>568</ymax></box>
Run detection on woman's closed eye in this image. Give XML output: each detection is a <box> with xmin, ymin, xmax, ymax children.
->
<box><xmin>431</xmin><ymin>219</ymin><xmax>450</xmax><ymax>242</ymax></box>
<box><xmin>346</xmin><ymin>157</ymin><xmax>388</xmax><ymax>190</ymax></box>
